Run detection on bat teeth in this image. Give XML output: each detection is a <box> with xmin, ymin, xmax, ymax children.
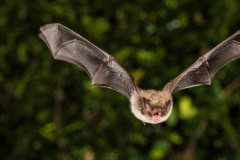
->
<box><xmin>152</xmin><ymin>112</ymin><xmax>161</xmax><ymax>120</ymax></box>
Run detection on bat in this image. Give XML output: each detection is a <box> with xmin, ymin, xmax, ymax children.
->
<box><xmin>39</xmin><ymin>23</ymin><xmax>240</xmax><ymax>124</ymax></box>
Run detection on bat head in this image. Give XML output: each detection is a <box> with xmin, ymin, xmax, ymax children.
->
<box><xmin>130</xmin><ymin>89</ymin><xmax>173</xmax><ymax>124</ymax></box>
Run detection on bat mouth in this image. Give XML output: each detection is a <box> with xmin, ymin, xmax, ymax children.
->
<box><xmin>152</xmin><ymin>111</ymin><xmax>161</xmax><ymax>120</ymax></box>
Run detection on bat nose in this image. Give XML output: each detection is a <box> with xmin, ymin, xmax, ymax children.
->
<box><xmin>152</xmin><ymin>108</ymin><xmax>162</xmax><ymax>112</ymax></box>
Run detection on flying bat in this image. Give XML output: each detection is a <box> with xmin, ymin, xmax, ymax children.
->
<box><xmin>39</xmin><ymin>23</ymin><xmax>240</xmax><ymax>124</ymax></box>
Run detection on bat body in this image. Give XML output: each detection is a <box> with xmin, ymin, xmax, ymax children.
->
<box><xmin>130</xmin><ymin>89</ymin><xmax>172</xmax><ymax>124</ymax></box>
<box><xmin>39</xmin><ymin>23</ymin><xmax>240</xmax><ymax>124</ymax></box>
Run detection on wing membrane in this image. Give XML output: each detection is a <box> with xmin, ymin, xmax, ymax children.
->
<box><xmin>39</xmin><ymin>23</ymin><xmax>138</xmax><ymax>100</ymax></box>
<box><xmin>163</xmin><ymin>32</ymin><xmax>240</xmax><ymax>94</ymax></box>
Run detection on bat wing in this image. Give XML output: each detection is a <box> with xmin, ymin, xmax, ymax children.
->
<box><xmin>39</xmin><ymin>23</ymin><xmax>138</xmax><ymax>100</ymax></box>
<box><xmin>163</xmin><ymin>31</ymin><xmax>240</xmax><ymax>94</ymax></box>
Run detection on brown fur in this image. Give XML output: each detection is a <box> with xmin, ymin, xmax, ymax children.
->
<box><xmin>139</xmin><ymin>89</ymin><xmax>172</xmax><ymax>108</ymax></box>
<box><xmin>130</xmin><ymin>89</ymin><xmax>173</xmax><ymax>124</ymax></box>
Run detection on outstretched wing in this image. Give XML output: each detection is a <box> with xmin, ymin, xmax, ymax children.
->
<box><xmin>39</xmin><ymin>23</ymin><xmax>138</xmax><ymax>100</ymax></box>
<box><xmin>163</xmin><ymin>31</ymin><xmax>240</xmax><ymax>94</ymax></box>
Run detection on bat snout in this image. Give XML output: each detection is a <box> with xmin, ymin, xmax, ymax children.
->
<box><xmin>152</xmin><ymin>111</ymin><xmax>161</xmax><ymax>120</ymax></box>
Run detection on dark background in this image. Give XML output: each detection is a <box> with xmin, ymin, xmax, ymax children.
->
<box><xmin>1</xmin><ymin>0</ymin><xmax>240</xmax><ymax>159</ymax></box>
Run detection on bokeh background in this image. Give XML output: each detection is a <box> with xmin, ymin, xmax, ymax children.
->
<box><xmin>1</xmin><ymin>0</ymin><xmax>240</xmax><ymax>159</ymax></box>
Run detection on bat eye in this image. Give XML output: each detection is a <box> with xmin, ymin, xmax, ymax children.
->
<box><xmin>165</xmin><ymin>100</ymin><xmax>171</xmax><ymax>107</ymax></box>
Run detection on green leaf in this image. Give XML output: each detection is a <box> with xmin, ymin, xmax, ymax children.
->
<box><xmin>179</xmin><ymin>96</ymin><xmax>198</xmax><ymax>119</ymax></box>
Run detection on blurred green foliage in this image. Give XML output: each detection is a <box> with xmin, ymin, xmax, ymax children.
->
<box><xmin>1</xmin><ymin>0</ymin><xmax>240</xmax><ymax>159</ymax></box>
